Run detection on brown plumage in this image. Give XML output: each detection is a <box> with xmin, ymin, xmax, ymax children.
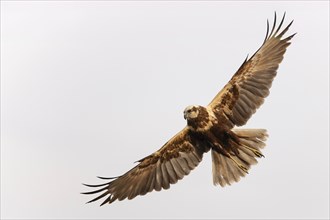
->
<box><xmin>82</xmin><ymin>12</ymin><xmax>295</xmax><ymax>206</ymax></box>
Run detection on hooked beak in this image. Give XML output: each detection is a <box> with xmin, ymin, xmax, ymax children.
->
<box><xmin>184</xmin><ymin>112</ymin><xmax>187</xmax><ymax>120</ymax></box>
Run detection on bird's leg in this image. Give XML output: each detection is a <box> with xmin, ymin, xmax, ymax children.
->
<box><xmin>227</xmin><ymin>154</ymin><xmax>249</xmax><ymax>174</ymax></box>
<box><xmin>213</xmin><ymin>143</ymin><xmax>249</xmax><ymax>174</ymax></box>
<box><xmin>242</xmin><ymin>144</ymin><xmax>264</xmax><ymax>158</ymax></box>
<box><xmin>212</xmin><ymin>143</ymin><xmax>228</xmax><ymax>156</ymax></box>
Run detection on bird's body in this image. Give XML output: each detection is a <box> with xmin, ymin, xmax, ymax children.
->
<box><xmin>82</xmin><ymin>13</ymin><xmax>295</xmax><ymax>206</ymax></box>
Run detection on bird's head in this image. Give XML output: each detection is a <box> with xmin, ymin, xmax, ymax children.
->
<box><xmin>183</xmin><ymin>105</ymin><xmax>200</xmax><ymax>121</ymax></box>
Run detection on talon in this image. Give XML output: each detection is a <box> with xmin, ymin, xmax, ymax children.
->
<box><xmin>239</xmin><ymin>164</ymin><xmax>249</xmax><ymax>174</ymax></box>
<box><xmin>252</xmin><ymin>149</ymin><xmax>264</xmax><ymax>158</ymax></box>
<box><xmin>243</xmin><ymin>145</ymin><xmax>264</xmax><ymax>158</ymax></box>
<box><xmin>228</xmin><ymin>154</ymin><xmax>249</xmax><ymax>174</ymax></box>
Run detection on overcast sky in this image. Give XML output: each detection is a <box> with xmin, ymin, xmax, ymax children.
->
<box><xmin>1</xmin><ymin>1</ymin><xmax>329</xmax><ymax>219</ymax></box>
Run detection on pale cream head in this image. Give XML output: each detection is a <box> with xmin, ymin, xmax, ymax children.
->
<box><xmin>183</xmin><ymin>105</ymin><xmax>200</xmax><ymax>120</ymax></box>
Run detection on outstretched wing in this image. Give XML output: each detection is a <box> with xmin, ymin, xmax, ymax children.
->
<box><xmin>82</xmin><ymin>127</ymin><xmax>209</xmax><ymax>206</ymax></box>
<box><xmin>209</xmin><ymin>13</ymin><xmax>295</xmax><ymax>128</ymax></box>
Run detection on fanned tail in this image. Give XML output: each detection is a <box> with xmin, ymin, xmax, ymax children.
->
<box><xmin>212</xmin><ymin>129</ymin><xmax>268</xmax><ymax>187</ymax></box>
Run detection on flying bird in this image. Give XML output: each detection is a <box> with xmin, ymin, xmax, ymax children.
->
<box><xmin>82</xmin><ymin>13</ymin><xmax>295</xmax><ymax>206</ymax></box>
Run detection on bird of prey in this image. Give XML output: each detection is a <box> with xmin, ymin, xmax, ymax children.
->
<box><xmin>82</xmin><ymin>13</ymin><xmax>295</xmax><ymax>206</ymax></box>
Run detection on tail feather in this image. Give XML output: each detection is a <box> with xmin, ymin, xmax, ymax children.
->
<box><xmin>212</xmin><ymin>129</ymin><xmax>268</xmax><ymax>187</ymax></box>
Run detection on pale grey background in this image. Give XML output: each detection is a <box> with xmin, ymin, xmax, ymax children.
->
<box><xmin>1</xmin><ymin>1</ymin><xmax>329</xmax><ymax>219</ymax></box>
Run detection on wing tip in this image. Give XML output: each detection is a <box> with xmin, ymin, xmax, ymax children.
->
<box><xmin>82</xmin><ymin>185</ymin><xmax>112</xmax><ymax>205</ymax></box>
<box><xmin>263</xmin><ymin>11</ymin><xmax>294</xmax><ymax>41</ymax></box>
<box><xmin>97</xmin><ymin>175</ymin><xmax>119</xmax><ymax>180</ymax></box>
<box><xmin>100</xmin><ymin>196</ymin><xmax>112</xmax><ymax>206</ymax></box>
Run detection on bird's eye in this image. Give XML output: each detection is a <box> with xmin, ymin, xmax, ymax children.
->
<box><xmin>187</xmin><ymin>109</ymin><xmax>192</xmax><ymax>113</ymax></box>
